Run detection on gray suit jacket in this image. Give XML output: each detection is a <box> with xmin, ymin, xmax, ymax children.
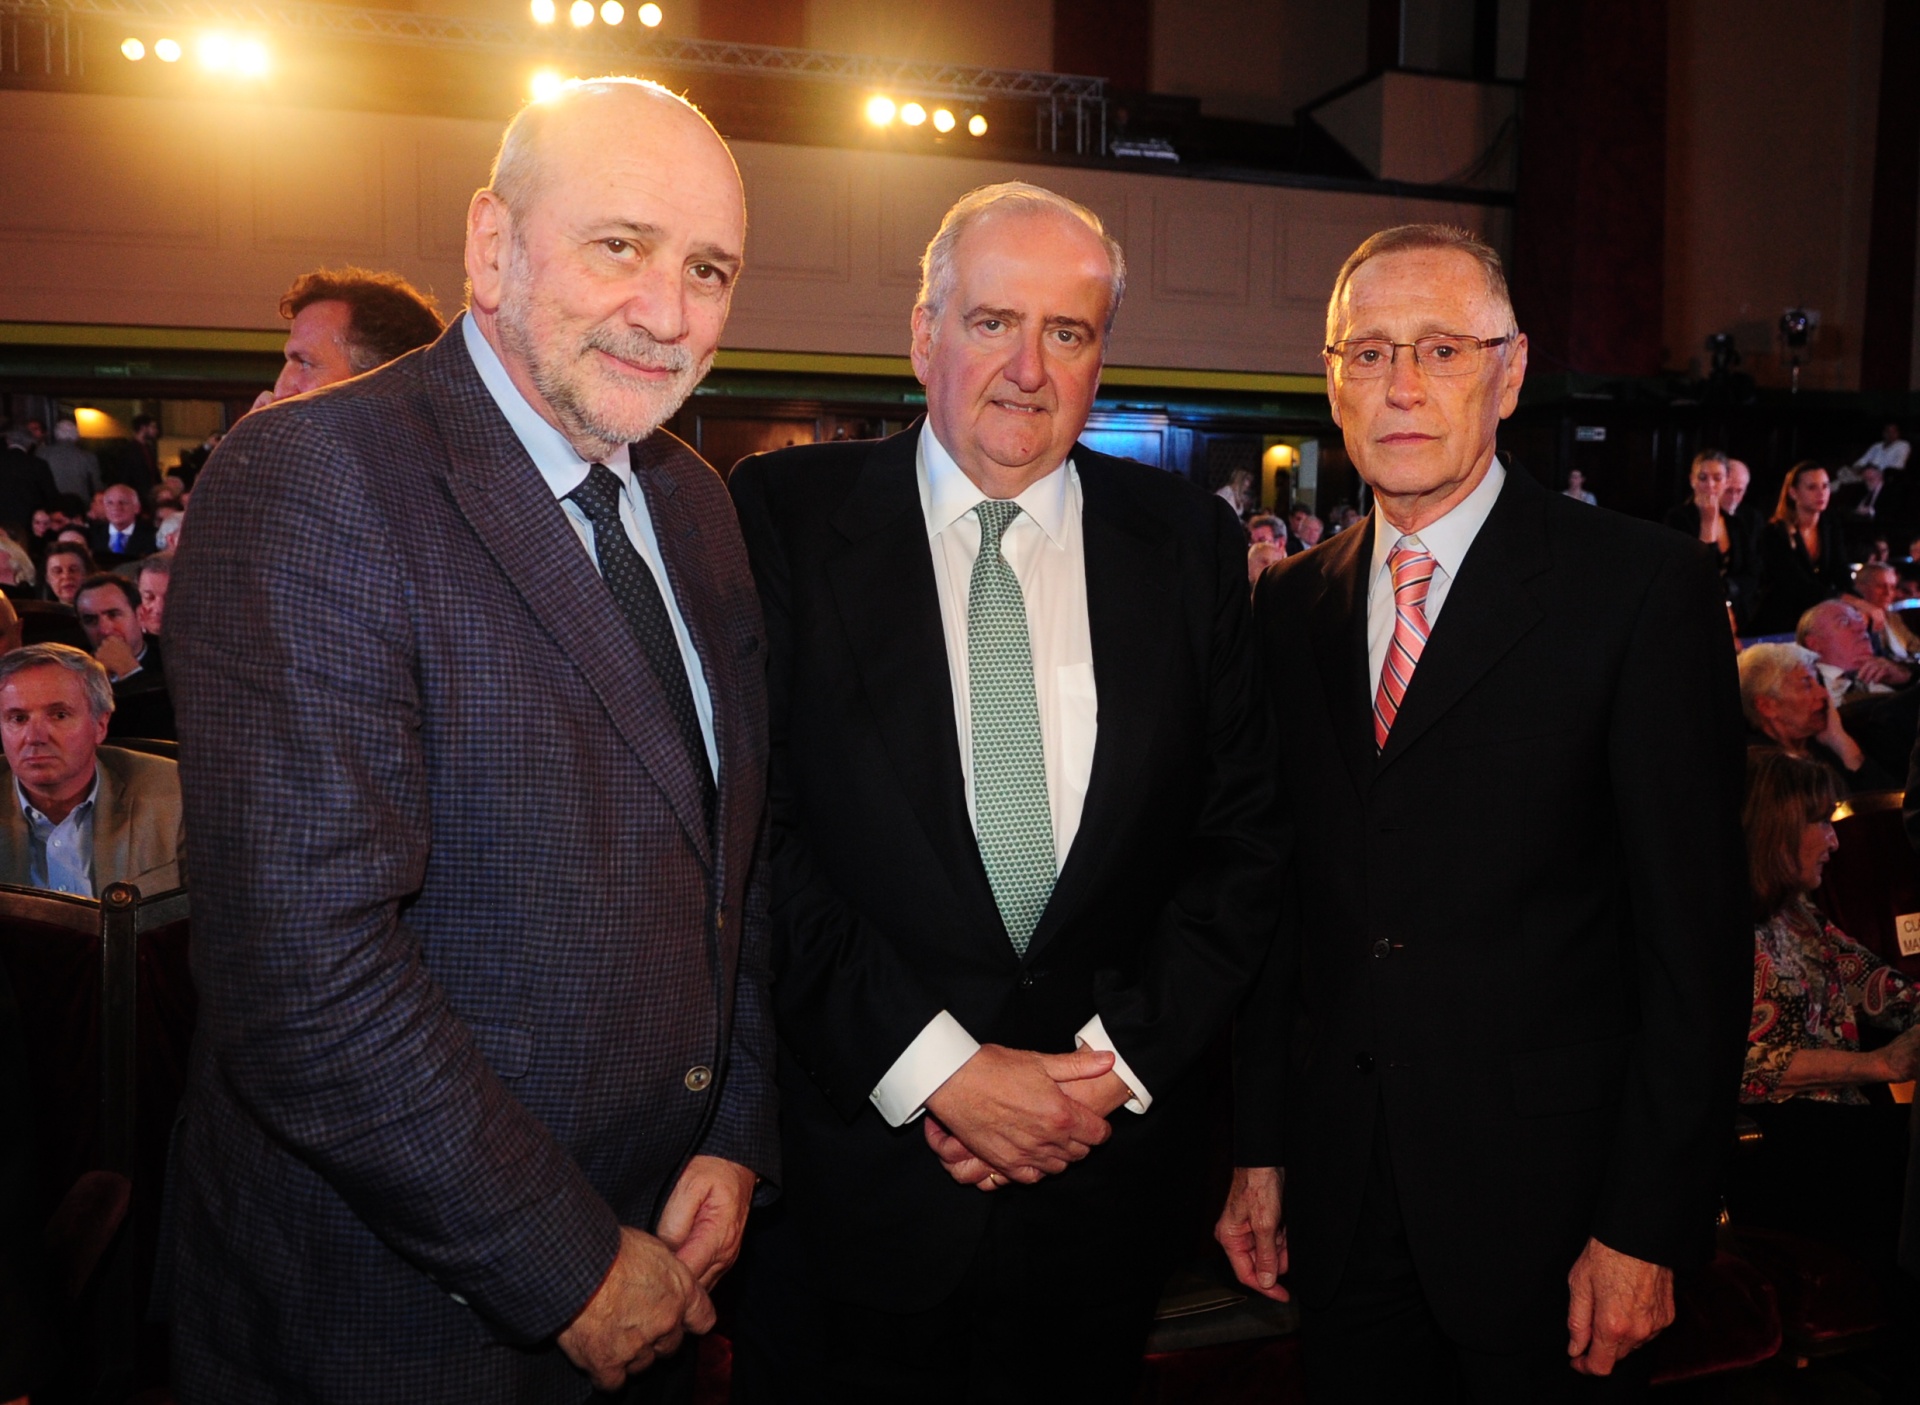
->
<box><xmin>166</xmin><ymin>319</ymin><xmax>775</xmax><ymax>1404</ymax></box>
<box><xmin>0</xmin><ymin>745</ymin><xmax>184</xmax><ymax>896</ymax></box>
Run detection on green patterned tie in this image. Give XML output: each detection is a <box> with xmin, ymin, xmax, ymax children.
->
<box><xmin>968</xmin><ymin>498</ymin><xmax>1056</xmax><ymax>955</ymax></box>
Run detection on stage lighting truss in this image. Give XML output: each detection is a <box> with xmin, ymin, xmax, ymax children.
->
<box><xmin>4</xmin><ymin>0</ymin><xmax>1107</xmax><ymax>152</ymax></box>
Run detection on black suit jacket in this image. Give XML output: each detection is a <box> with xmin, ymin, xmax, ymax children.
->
<box><xmin>1661</xmin><ymin>501</ymin><xmax>1758</xmax><ymax>629</ymax></box>
<box><xmin>1236</xmin><ymin>465</ymin><xmax>1750</xmax><ymax>1353</ymax></box>
<box><xmin>88</xmin><ymin>520</ymin><xmax>157</xmax><ymax>565</ymax></box>
<box><xmin>729</xmin><ymin>425</ymin><xmax>1279</xmax><ymax>1311</ymax></box>
<box><xmin>1754</xmin><ymin>515</ymin><xmax>1852</xmax><ymax>634</ymax></box>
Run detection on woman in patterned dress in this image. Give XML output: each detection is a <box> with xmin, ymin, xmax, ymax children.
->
<box><xmin>1733</xmin><ymin>747</ymin><xmax>1920</xmax><ymax>1259</ymax></box>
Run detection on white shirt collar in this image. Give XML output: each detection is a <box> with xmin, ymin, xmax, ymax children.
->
<box><xmin>1370</xmin><ymin>457</ymin><xmax>1508</xmax><ymax>582</ymax></box>
<box><xmin>461</xmin><ymin>313</ymin><xmax>631</xmax><ymax>500</ymax></box>
<box><xmin>918</xmin><ymin>420</ymin><xmax>1073</xmax><ymax>549</ymax></box>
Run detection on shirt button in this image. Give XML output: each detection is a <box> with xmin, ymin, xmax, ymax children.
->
<box><xmin>1354</xmin><ymin>1052</ymin><xmax>1374</xmax><ymax>1074</ymax></box>
<box><xmin>684</xmin><ymin>1065</ymin><xmax>713</xmax><ymax>1092</ymax></box>
<box><xmin>1371</xmin><ymin>939</ymin><xmax>1391</xmax><ymax>960</ymax></box>
<box><xmin>715</xmin><ymin>911</ymin><xmax>726</xmax><ymax>933</ymax></box>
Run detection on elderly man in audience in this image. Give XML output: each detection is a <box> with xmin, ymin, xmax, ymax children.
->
<box><xmin>136</xmin><ymin>552</ymin><xmax>173</xmax><ymax>637</ymax></box>
<box><xmin>254</xmin><ymin>266</ymin><xmax>444</xmax><ymax>410</ymax></box>
<box><xmin>74</xmin><ymin>573</ymin><xmax>174</xmax><ymax>743</ymax></box>
<box><xmin>1738</xmin><ymin>641</ymin><xmax>1896</xmax><ymax>792</ymax></box>
<box><xmin>1845</xmin><ymin>561</ymin><xmax>1919</xmax><ymax>661</ymax></box>
<box><xmin>86</xmin><ymin>484</ymin><xmax>154</xmax><ymax>567</ymax></box>
<box><xmin>0</xmin><ymin>644</ymin><xmax>183</xmax><ymax>896</ymax></box>
<box><xmin>1795</xmin><ymin>598</ymin><xmax>1920</xmax><ymax>779</ymax></box>
<box><xmin>1735</xmin><ymin>748</ymin><xmax>1919</xmax><ymax>1302</ymax></box>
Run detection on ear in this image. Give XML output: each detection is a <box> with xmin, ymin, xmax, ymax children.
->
<box><xmin>908</xmin><ymin>304</ymin><xmax>935</xmax><ymax>387</ymax></box>
<box><xmin>91</xmin><ymin>711</ymin><xmax>110</xmax><ymax>747</ymax></box>
<box><xmin>466</xmin><ymin>190</ymin><xmax>511</xmax><ymax>316</ymax></box>
<box><xmin>1497</xmin><ymin>333</ymin><xmax>1529</xmax><ymax>419</ymax></box>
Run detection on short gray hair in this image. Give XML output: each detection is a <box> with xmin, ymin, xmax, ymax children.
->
<box><xmin>1855</xmin><ymin>560</ymin><xmax>1898</xmax><ymax>588</ymax></box>
<box><xmin>1795</xmin><ymin>599</ymin><xmax>1859</xmax><ymax>647</ymax></box>
<box><xmin>0</xmin><ymin>643</ymin><xmax>114</xmax><ymax>719</ymax></box>
<box><xmin>917</xmin><ymin>182</ymin><xmax>1128</xmax><ymax>333</ymax></box>
<box><xmin>1737</xmin><ymin>642</ymin><xmax>1817</xmax><ymax>727</ymax></box>
<box><xmin>489</xmin><ymin>76</ymin><xmax>717</xmax><ymax>225</ymax></box>
<box><xmin>1325</xmin><ymin>223</ymin><xmax>1516</xmax><ymax>347</ymax></box>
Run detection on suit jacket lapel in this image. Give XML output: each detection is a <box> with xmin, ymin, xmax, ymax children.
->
<box><xmin>824</xmin><ymin>429</ymin><xmax>1002</xmax><ymax>935</ymax></box>
<box><xmin>1308</xmin><ymin>518</ymin><xmax>1378</xmax><ymax>799</ymax></box>
<box><xmin>1027</xmin><ymin>449</ymin><xmax>1173</xmax><ymax>958</ymax></box>
<box><xmin>1376</xmin><ymin>468</ymin><xmax>1551</xmax><ymax>769</ymax></box>
<box><xmin>425</xmin><ymin>327</ymin><xmax>713</xmax><ymax>867</ymax></box>
<box><xmin>90</xmin><ymin>755</ymin><xmax>131</xmax><ymax>894</ymax></box>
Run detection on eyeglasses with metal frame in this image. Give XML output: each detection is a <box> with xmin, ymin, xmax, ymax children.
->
<box><xmin>1323</xmin><ymin>334</ymin><xmax>1514</xmax><ymax>379</ymax></box>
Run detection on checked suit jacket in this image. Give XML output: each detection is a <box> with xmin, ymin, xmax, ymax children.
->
<box><xmin>728</xmin><ymin>424</ymin><xmax>1281</xmax><ymax>1313</ymax></box>
<box><xmin>165</xmin><ymin>318</ymin><xmax>776</xmax><ymax>1404</ymax></box>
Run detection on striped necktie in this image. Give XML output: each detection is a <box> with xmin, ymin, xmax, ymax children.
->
<box><xmin>1374</xmin><ymin>542</ymin><xmax>1435</xmax><ymax>750</ymax></box>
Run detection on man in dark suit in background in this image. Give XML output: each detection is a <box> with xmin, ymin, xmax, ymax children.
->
<box><xmin>167</xmin><ymin>77</ymin><xmax>775</xmax><ymax>1403</ymax></box>
<box><xmin>1217</xmin><ymin>225</ymin><xmax>1751</xmax><ymax>1402</ymax></box>
<box><xmin>727</xmin><ymin>182</ymin><xmax>1279</xmax><ymax>1398</ymax></box>
<box><xmin>86</xmin><ymin>485</ymin><xmax>156</xmax><ymax>566</ymax></box>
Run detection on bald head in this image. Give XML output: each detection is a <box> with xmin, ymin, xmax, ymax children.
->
<box><xmin>466</xmin><ymin>77</ymin><xmax>746</xmax><ymax>463</ymax></box>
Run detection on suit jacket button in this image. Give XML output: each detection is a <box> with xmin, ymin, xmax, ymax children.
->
<box><xmin>1354</xmin><ymin>1052</ymin><xmax>1374</xmax><ymax>1074</ymax></box>
<box><xmin>715</xmin><ymin>911</ymin><xmax>726</xmax><ymax>933</ymax></box>
<box><xmin>1371</xmin><ymin>939</ymin><xmax>1391</xmax><ymax>959</ymax></box>
<box><xmin>684</xmin><ymin>1065</ymin><xmax>713</xmax><ymax>1092</ymax></box>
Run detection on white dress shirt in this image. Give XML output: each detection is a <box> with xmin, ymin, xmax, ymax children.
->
<box><xmin>868</xmin><ymin>422</ymin><xmax>1150</xmax><ymax>1127</ymax></box>
<box><xmin>19</xmin><ymin>772</ymin><xmax>98</xmax><ymax>897</ymax></box>
<box><xmin>1856</xmin><ymin>439</ymin><xmax>1911</xmax><ymax>471</ymax></box>
<box><xmin>1367</xmin><ymin>459</ymin><xmax>1507</xmax><ymax>697</ymax></box>
<box><xmin>461</xmin><ymin>315</ymin><xmax>716</xmax><ymax>778</ymax></box>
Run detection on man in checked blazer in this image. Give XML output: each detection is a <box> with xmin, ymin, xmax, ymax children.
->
<box><xmin>165</xmin><ymin>79</ymin><xmax>775</xmax><ymax>1402</ymax></box>
<box><xmin>726</xmin><ymin>184</ymin><xmax>1280</xmax><ymax>1398</ymax></box>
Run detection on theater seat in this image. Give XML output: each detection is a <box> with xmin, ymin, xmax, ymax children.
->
<box><xmin>1719</xmin><ymin>1226</ymin><xmax>1887</xmax><ymax>1363</ymax></box>
<box><xmin>1815</xmin><ymin>790</ymin><xmax>1920</xmax><ymax>980</ymax></box>
<box><xmin>1642</xmin><ymin>1250</ymin><xmax>1781</xmax><ymax>1385</ymax></box>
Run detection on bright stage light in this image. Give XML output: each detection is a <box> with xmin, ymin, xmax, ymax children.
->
<box><xmin>865</xmin><ymin>95</ymin><xmax>896</xmax><ymax>126</ymax></box>
<box><xmin>638</xmin><ymin>2</ymin><xmax>662</xmax><ymax>24</ymax></box>
<box><xmin>931</xmin><ymin>108</ymin><xmax>955</xmax><ymax>133</ymax></box>
<box><xmin>199</xmin><ymin>33</ymin><xmax>233</xmax><ymax>70</ymax></box>
<box><xmin>968</xmin><ymin>113</ymin><xmax>988</xmax><ymax>137</ymax></box>
<box><xmin>154</xmin><ymin>37</ymin><xmax>181</xmax><ymax>61</ymax></box>
<box><xmin>900</xmin><ymin>102</ymin><xmax>925</xmax><ymax>127</ymax></box>
<box><xmin>530</xmin><ymin>0</ymin><xmax>556</xmax><ymax>21</ymax></box>
<box><xmin>600</xmin><ymin>1</ymin><xmax>623</xmax><ymax>21</ymax></box>
<box><xmin>121</xmin><ymin>36</ymin><xmax>145</xmax><ymax>60</ymax></box>
<box><xmin>569</xmin><ymin>0</ymin><xmax>593</xmax><ymax>24</ymax></box>
<box><xmin>531</xmin><ymin>68</ymin><xmax>566</xmax><ymax>101</ymax></box>
<box><xmin>236</xmin><ymin>38</ymin><xmax>269</xmax><ymax>76</ymax></box>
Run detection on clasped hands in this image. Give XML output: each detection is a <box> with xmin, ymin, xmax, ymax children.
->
<box><xmin>556</xmin><ymin>1154</ymin><xmax>756</xmax><ymax>1390</ymax></box>
<box><xmin>921</xmin><ymin>1042</ymin><xmax>1131</xmax><ymax>1192</ymax></box>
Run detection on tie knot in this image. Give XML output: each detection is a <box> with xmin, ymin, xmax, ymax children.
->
<box><xmin>1389</xmin><ymin>541</ymin><xmax>1433</xmax><ymax>583</ymax></box>
<box><xmin>568</xmin><ymin>462</ymin><xmax>625</xmax><ymax>523</ymax></box>
<box><xmin>975</xmin><ymin>498</ymin><xmax>1022</xmax><ymax>551</ymax></box>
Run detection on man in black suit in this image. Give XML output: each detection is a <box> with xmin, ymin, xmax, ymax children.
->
<box><xmin>728</xmin><ymin>183</ymin><xmax>1279</xmax><ymax>1398</ymax></box>
<box><xmin>86</xmin><ymin>485</ymin><xmax>156</xmax><ymax>566</ymax></box>
<box><xmin>73</xmin><ymin>574</ymin><xmax>173</xmax><ymax>742</ymax></box>
<box><xmin>1217</xmin><ymin>225</ymin><xmax>1751</xmax><ymax>1401</ymax></box>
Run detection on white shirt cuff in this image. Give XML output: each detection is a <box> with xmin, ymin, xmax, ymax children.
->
<box><xmin>870</xmin><ymin>1009</ymin><xmax>979</xmax><ymax>1127</ymax></box>
<box><xmin>1077</xmin><ymin>1014</ymin><xmax>1151</xmax><ymax>1114</ymax></box>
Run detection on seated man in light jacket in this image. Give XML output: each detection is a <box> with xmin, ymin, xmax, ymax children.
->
<box><xmin>0</xmin><ymin>643</ymin><xmax>183</xmax><ymax>896</ymax></box>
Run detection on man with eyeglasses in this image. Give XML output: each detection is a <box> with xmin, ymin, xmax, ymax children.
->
<box><xmin>1218</xmin><ymin>224</ymin><xmax>1751</xmax><ymax>1402</ymax></box>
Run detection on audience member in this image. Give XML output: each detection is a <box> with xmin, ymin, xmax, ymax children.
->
<box><xmin>1849</xmin><ymin>561</ymin><xmax>1920</xmax><ymax>661</ymax></box>
<box><xmin>1738</xmin><ymin>641</ymin><xmax>1894</xmax><ymax>792</ymax></box>
<box><xmin>136</xmin><ymin>552</ymin><xmax>173</xmax><ymax>636</ymax></box>
<box><xmin>34</xmin><ymin>420</ymin><xmax>101</xmax><ymax>502</ymax></box>
<box><xmin>1246</xmin><ymin>512</ymin><xmax>1284</xmax><ymax>545</ymax></box>
<box><xmin>1247</xmin><ymin>537</ymin><xmax>1285</xmax><ymax>587</ymax></box>
<box><xmin>0</xmin><ymin>440</ymin><xmax>56</xmax><ymax>547</ymax></box>
<box><xmin>40</xmin><ymin>542</ymin><xmax>92</xmax><ymax>607</ymax></box>
<box><xmin>1797</xmin><ymin>599</ymin><xmax>1911</xmax><ymax>701</ymax></box>
<box><xmin>1734</xmin><ymin>747</ymin><xmax>1918</xmax><ymax>1272</ymax></box>
<box><xmin>1294</xmin><ymin>511</ymin><xmax>1325</xmax><ymax>548</ymax></box>
<box><xmin>1214</xmin><ymin>467</ymin><xmax>1255</xmax><ymax>517</ymax></box>
<box><xmin>254</xmin><ymin>266</ymin><xmax>444</xmax><ymax>410</ymax></box>
<box><xmin>1665</xmin><ymin>450</ymin><xmax>1759</xmax><ymax>627</ymax></box>
<box><xmin>176</xmin><ymin>431</ymin><xmax>222</xmax><ymax>487</ymax></box>
<box><xmin>86</xmin><ymin>484</ymin><xmax>155</xmax><ymax>566</ymax></box>
<box><xmin>1855</xmin><ymin>421</ymin><xmax>1910</xmax><ymax>473</ymax></box>
<box><xmin>73</xmin><ymin>574</ymin><xmax>173</xmax><ymax>743</ymax></box>
<box><xmin>1561</xmin><ymin>466</ymin><xmax>1597</xmax><ymax>504</ymax></box>
<box><xmin>1754</xmin><ymin>461</ymin><xmax>1852</xmax><ymax>635</ymax></box>
<box><xmin>0</xmin><ymin>643</ymin><xmax>184</xmax><ymax>896</ymax></box>
<box><xmin>100</xmin><ymin>415</ymin><xmax>160</xmax><ymax>499</ymax></box>
<box><xmin>0</xmin><ymin>597</ymin><xmax>23</xmax><ymax>656</ymax></box>
<box><xmin>1722</xmin><ymin>458</ymin><xmax>1764</xmax><ymax>550</ymax></box>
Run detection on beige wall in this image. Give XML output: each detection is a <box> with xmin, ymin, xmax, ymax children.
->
<box><xmin>1663</xmin><ymin>0</ymin><xmax>1885</xmax><ymax>391</ymax></box>
<box><xmin>0</xmin><ymin>88</ymin><xmax>1503</xmax><ymax>375</ymax></box>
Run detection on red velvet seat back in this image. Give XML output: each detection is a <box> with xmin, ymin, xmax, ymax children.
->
<box><xmin>1814</xmin><ymin>791</ymin><xmax>1920</xmax><ymax>980</ymax></box>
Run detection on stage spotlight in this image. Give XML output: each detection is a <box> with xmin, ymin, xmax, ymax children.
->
<box><xmin>931</xmin><ymin>107</ymin><xmax>955</xmax><ymax>133</ymax></box>
<box><xmin>900</xmin><ymin>102</ymin><xmax>926</xmax><ymax>126</ymax></box>
<box><xmin>236</xmin><ymin>38</ymin><xmax>268</xmax><ymax>76</ymax></box>
<box><xmin>638</xmin><ymin>2</ymin><xmax>662</xmax><ymax>23</ymax></box>
<box><xmin>199</xmin><ymin>33</ymin><xmax>233</xmax><ymax>70</ymax></box>
<box><xmin>865</xmin><ymin>95</ymin><xmax>896</xmax><ymax>126</ymax></box>
<box><xmin>600</xmin><ymin>1</ymin><xmax>623</xmax><ymax>21</ymax></box>
<box><xmin>154</xmin><ymin>36</ymin><xmax>181</xmax><ymax>60</ymax></box>
<box><xmin>967</xmin><ymin>113</ymin><xmax>988</xmax><ymax>137</ymax></box>
<box><xmin>530</xmin><ymin>0</ymin><xmax>556</xmax><ymax>21</ymax></box>
<box><xmin>531</xmin><ymin>68</ymin><xmax>566</xmax><ymax>101</ymax></box>
<box><xmin>121</xmin><ymin>36</ymin><xmax>145</xmax><ymax>60</ymax></box>
<box><xmin>569</xmin><ymin>0</ymin><xmax>594</xmax><ymax>25</ymax></box>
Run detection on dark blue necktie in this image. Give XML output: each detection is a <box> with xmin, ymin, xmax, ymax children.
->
<box><xmin>568</xmin><ymin>463</ymin><xmax>713</xmax><ymax>818</ymax></box>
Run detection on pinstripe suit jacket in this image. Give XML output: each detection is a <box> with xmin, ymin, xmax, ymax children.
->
<box><xmin>165</xmin><ymin>319</ymin><xmax>775</xmax><ymax>1403</ymax></box>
